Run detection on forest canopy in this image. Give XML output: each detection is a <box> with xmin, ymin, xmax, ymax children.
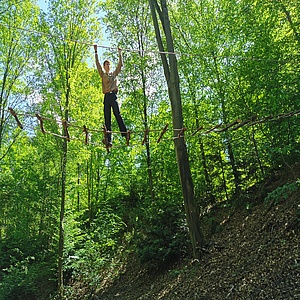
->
<box><xmin>0</xmin><ymin>0</ymin><xmax>299</xmax><ymax>299</ymax></box>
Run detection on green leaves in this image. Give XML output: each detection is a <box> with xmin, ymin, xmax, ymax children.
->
<box><xmin>0</xmin><ymin>0</ymin><xmax>300</xmax><ymax>297</ymax></box>
<box><xmin>265</xmin><ymin>182</ymin><xmax>299</xmax><ymax>205</ymax></box>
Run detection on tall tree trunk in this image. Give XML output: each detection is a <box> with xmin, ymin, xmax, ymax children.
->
<box><xmin>58</xmin><ymin>128</ymin><xmax>68</xmax><ymax>298</ymax></box>
<box><xmin>251</xmin><ymin>127</ymin><xmax>265</xmax><ymax>178</ymax></box>
<box><xmin>134</xmin><ymin>28</ymin><xmax>155</xmax><ymax>200</ymax></box>
<box><xmin>87</xmin><ymin>155</ymin><xmax>92</xmax><ymax>226</ymax></box>
<box><xmin>188</xmin><ymin>82</ymin><xmax>215</xmax><ymax>204</ymax></box>
<box><xmin>218</xmin><ymin>141</ymin><xmax>229</xmax><ymax>202</ymax></box>
<box><xmin>149</xmin><ymin>0</ymin><xmax>204</xmax><ymax>258</ymax></box>
<box><xmin>212</xmin><ymin>55</ymin><xmax>241</xmax><ymax>197</ymax></box>
<box><xmin>141</xmin><ymin>71</ymin><xmax>155</xmax><ymax>200</ymax></box>
<box><xmin>77</xmin><ymin>163</ymin><xmax>80</xmax><ymax>211</ymax></box>
<box><xmin>57</xmin><ymin>48</ymin><xmax>71</xmax><ymax>297</ymax></box>
<box><xmin>95</xmin><ymin>161</ymin><xmax>101</xmax><ymax>205</ymax></box>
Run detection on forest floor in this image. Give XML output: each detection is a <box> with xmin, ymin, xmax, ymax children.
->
<box><xmin>93</xmin><ymin>166</ymin><xmax>300</xmax><ymax>300</ymax></box>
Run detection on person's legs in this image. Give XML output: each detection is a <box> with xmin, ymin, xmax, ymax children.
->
<box><xmin>111</xmin><ymin>94</ymin><xmax>127</xmax><ymax>136</ymax></box>
<box><xmin>103</xmin><ymin>94</ymin><xmax>112</xmax><ymax>143</ymax></box>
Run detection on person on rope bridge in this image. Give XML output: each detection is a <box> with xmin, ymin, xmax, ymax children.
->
<box><xmin>94</xmin><ymin>44</ymin><xmax>127</xmax><ymax>148</ymax></box>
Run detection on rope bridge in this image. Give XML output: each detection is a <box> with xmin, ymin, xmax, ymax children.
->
<box><xmin>6</xmin><ymin>108</ymin><xmax>300</xmax><ymax>151</ymax></box>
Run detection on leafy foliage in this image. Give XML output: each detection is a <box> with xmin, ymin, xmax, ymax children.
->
<box><xmin>264</xmin><ymin>181</ymin><xmax>299</xmax><ymax>205</ymax></box>
<box><xmin>0</xmin><ymin>0</ymin><xmax>300</xmax><ymax>298</ymax></box>
<box><xmin>134</xmin><ymin>202</ymin><xmax>188</xmax><ymax>265</ymax></box>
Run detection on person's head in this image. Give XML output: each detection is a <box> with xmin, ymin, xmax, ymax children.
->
<box><xmin>103</xmin><ymin>60</ymin><xmax>111</xmax><ymax>73</ymax></box>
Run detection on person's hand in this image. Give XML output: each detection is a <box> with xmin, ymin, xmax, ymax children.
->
<box><xmin>94</xmin><ymin>44</ymin><xmax>98</xmax><ymax>53</ymax></box>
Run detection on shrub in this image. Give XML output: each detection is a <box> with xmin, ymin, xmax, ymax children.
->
<box><xmin>264</xmin><ymin>181</ymin><xmax>299</xmax><ymax>205</ymax></box>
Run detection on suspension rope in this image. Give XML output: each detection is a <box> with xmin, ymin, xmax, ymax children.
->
<box><xmin>0</xmin><ymin>21</ymin><xmax>298</xmax><ymax>62</ymax></box>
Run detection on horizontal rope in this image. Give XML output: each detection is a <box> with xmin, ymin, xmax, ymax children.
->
<box><xmin>0</xmin><ymin>21</ymin><xmax>297</xmax><ymax>62</ymax></box>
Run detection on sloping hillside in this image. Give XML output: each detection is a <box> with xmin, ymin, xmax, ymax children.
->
<box><xmin>95</xmin><ymin>169</ymin><xmax>299</xmax><ymax>300</ymax></box>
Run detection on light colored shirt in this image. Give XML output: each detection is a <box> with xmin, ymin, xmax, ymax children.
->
<box><xmin>95</xmin><ymin>52</ymin><xmax>123</xmax><ymax>94</ymax></box>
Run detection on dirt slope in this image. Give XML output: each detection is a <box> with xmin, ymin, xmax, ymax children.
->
<box><xmin>96</xmin><ymin>175</ymin><xmax>300</xmax><ymax>300</ymax></box>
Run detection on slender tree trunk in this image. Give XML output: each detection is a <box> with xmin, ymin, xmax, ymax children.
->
<box><xmin>149</xmin><ymin>0</ymin><xmax>204</xmax><ymax>258</ymax></box>
<box><xmin>251</xmin><ymin>127</ymin><xmax>265</xmax><ymax>178</ymax></box>
<box><xmin>218</xmin><ymin>141</ymin><xmax>229</xmax><ymax>202</ymax></box>
<box><xmin>212</xmin><ymin>55</ymin><xmax>241</xmax><ymax>197</ymax></box>
<box><xmin>58</xmin><ymin>135</ymin><xmax>67</xmax><ymax>298</ymax></box>
<box><xmin>199</xmin><ymin>137</ymin><xmax>216</xmax><ymax>204</ymax></box>
<box><xmin>90</xmin><ymin>153</ymin><xmax>94</xmax><ymax>222</ymax></box>
<box><xmin>188</xmin><ymin>84</ymin><xmax>215</xmax><ymax>204</ymax></box>
<box><xmin>134</xmin><ymin>28</ymin><xmax>155</xmax><ymax>200</ymax></box>
<box><xmin>77</xmin><ymin>163</ymin><xmax>80</xmax><ymax>211</ymax></box>
<box><xmin>141</xmin><ymin>72</ymin><xmax>155</xmax><ymax>200</ymax></box>
<box><xmin>95</xmin><ymin>162</ymin><xmax>100</xmax><ymax>205</ymax></box>
<box><xmin>57</xmin><ymin>51</ymin><xmax>71</xmax><ymax>296</ymax></box>
<box><xmin>86</xmin><ymin>158</ymin><xmax>92</xmax><ymax>226</ymax></box>
<box><xmin>226</xmin><ymin>137</ymin><xmax>241</xmax><ymax>197</ymax></box>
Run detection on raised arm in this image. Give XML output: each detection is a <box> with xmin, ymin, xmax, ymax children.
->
<box><xmin>94</xmin><ymin>44</ymin><xmax>104</xmax><ymax>77</ymax></box>
<box><xmin>113</xmin><ymin>47</ymin><xmax>123</xmax><ymax>76</ymax></box>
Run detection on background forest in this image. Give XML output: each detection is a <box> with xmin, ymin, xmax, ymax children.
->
<box><xmin>0</xmin><ymin>0</ymin><xmax>299</xmax><ymax>299</ymax></box>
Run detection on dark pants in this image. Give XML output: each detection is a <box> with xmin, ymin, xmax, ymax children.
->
<box><xmin>103</xmin><ymin>92</ymin><xmax>127</xmax><ymax>142</ymax></box>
